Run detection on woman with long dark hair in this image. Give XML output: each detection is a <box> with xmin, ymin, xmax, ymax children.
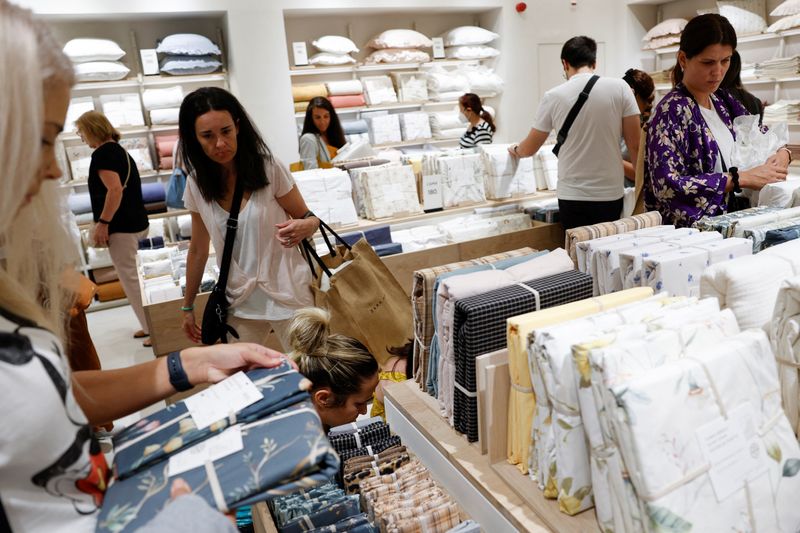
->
<box><xmin>178</xmin><ymin>87</ymin><xmax>318</xmax><ymax>350</ymax></box>
<box><xmin>621</xmin><ymin>68</ymin><xmax>654</xmax><ymax>191</ymax></box>
<box><xmin>645</xmin><ymin>13</ymin><xmax>789</xmax><ymax>227</ymax></box>
<box><xmin>299</xmin><ymin>96</ymin><xmax>345</xmax><ymax>169</ymax></box>
<box><xmin>458</xmin><ymin>92</ymin><xmax>495</xmax><ymax>149</ymax></box>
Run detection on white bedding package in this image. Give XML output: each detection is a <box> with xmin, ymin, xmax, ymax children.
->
<box><xmin>291</xmin><ymin>167</ymin><xmax>359</xmax><ymax>226</ymax></box>
<box><xmin>771</xmin><ymin>275</ymin><xmax>800</xmax><ymax>438</ymax></box>
<box><xmin>478</xmin><ymin>144</ymin><xmax>537</xmax><ymax>200</ymax></box>
<box><xmin>352</xmin><ymin>164</ymin><xmax>422</xmax><ymax>219</ymax></box>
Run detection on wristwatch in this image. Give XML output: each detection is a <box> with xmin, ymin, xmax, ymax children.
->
<box><xmin>167</xmin><ymin>351</ymin><xmax>193</xmax><ymax>392</ymax></box>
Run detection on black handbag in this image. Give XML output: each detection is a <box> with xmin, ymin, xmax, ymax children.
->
<box><xmin>201</xmin><ymin>176</ymin><xmax>244</xmax><ymax>345</ymax></box>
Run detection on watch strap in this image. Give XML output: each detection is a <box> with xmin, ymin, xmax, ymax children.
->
<box><xmin>167</xmin><ymin>351</ymin><xmax>193</xmax><ymax>392</ymax></box>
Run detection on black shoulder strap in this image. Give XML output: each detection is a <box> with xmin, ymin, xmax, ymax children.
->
<box><xmin>553</xmin><ymin>75</ymin><xmax>600</xmax><ymax>157</ymax></box>
<box><xmin>216</xmin><ymin>177</ymin><xmax>245</xmax><ymax>294</ymax></box>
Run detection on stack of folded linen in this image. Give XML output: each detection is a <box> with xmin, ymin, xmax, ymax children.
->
<box><xmin>428</xmin><ymin>111</ymin><xmax>465</xmax><ymax>139</ymax></box>
<box><xmin>64</xmin><ymin>96</ymin><xmax>95</xmax><ymax>133</ymax></box>
<box><xmin>291</xmin><ymin>167</ymin><xmax>359</xmax><ymax>227</ymax></box>
<box><xmin>362</xmin><ymin>75</ymin><xmax>398</xmax><ymax>106</ymax></box>
<box><xmin>142</xmin><ymin>85</ymin><xmax>183</xmax><ymax>126</ymax></box>
<box><xmin>155</xmin><ymin>33</ymin><xmax>222</xmax><ymax>76</ymax></box>
<box><xmin>479</xmin><ymin>143</ymin><xmax>537</xmax><ymax>199</ymax></box>
<box><xmin>763</xmin><ymin>99</ymin><xmax>800</xmax><ymax>122</ymax></box>
<box><xmin>754</xmin><ymin>55</ymin><xmax>800</xmax><ymax>78</ymax></box>
<box><xmin>458</xmin><ymin>63</ymin><xmax>504</xmax><ymax>94</ymax></box>
<box><xmin>154</xmin><ymin>134</ymin><xmax>178</xmax><ymax>170</ymax></box>
<box><xmin>363</xmin><ymin>29</ymin><xmax>432</xmax><ymax>64</ymax></box>
<box><xmin>440</xmin><ymin>26</ymin><xmax>500</xmax><ymax>60</ymax></box>
<box><xmin>291</xmin><ymin>83</ymin><xmax>328</xmax><ymax>114</ymax></box>
<box><xmin>641</xmin><ymin>18</ymin><xmax>686</xmax><ymax>50</ymax></box>
<box><xmin>309</xmin><ymin>35</ymin><xmax>358</xmax><ymax>66</ymax></box>
<box><xmin>325</xmin><ymin>79</ymin><xmax>366</xmax><ymax>109</ymax></box>
<box><xmin>425</xmin><ymin>66</ymin><xmax>469</xmax><ymax>102</ymax></box>
<box><xmin>99</xmin><ymin>93</ymin><xmax>144</xmax><ymax>128</ymax></box>
<box><xmin>352</xmin><ymin>164</ymin><xmax>422</xmax><ymax>219</ymax></box>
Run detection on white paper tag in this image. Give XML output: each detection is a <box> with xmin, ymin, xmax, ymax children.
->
<box><xmin>423</xmin><ymin>174</ymin><xmax>443</xmax><ymax>210</ymax></box>
<box><xmin>292</xmin><ymin>41</ymin><xmax>309</xmax><ymax>66</ymax></box>
<box><xmin>140</xmin><ymin>49</ymin><xmax>159</xmax><ymax>76</ymax></box>
<box><xmin>431</xmin><ymin>37</ymin><xmax>445</xmax><ymax>59</ymax></box>
<box><xmin>168</xmin><ymin>425</ymin><xmax>244</xmax><ymax>477</ymax></box>
<box><xmin>184</xmin><ymin>372</ymin><xmax>262</xmax><ymax>430</ymax></box>
<box><xmin>696</xmin><ymin>403</ymin><xmax>766</xmax><ymax>502</ymax></box>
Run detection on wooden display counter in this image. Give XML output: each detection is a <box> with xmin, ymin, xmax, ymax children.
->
<box><xmin>384</xmin><ymin>380</ymin><xmax>597</xmax><ymax>533</ymax></box>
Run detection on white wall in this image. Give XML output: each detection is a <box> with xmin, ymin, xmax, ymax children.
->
<box><xmin>22</xmin><ymin>0</ymin><xmax>651</xmax><ymax>161</ymax></box>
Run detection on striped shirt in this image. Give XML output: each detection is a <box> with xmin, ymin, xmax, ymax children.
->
<box><xmin>459</xmin><ymin>120</ymin><xmax>494</xmax><ymax>148</ymax></box>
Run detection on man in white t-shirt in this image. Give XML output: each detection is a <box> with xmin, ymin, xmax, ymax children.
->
<box><xmin>510</xmin><ymin>36</ymin><xmax>641</xmax><ymax>230</ymax></box>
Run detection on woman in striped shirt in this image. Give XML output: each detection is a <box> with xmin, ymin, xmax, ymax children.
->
<box><xmin>458</xmin><ymin>93</ymin><xmax>495</xmax><ymax>149</ymax></box>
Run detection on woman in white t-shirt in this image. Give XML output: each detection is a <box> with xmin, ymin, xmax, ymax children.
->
<box><xmin>178</xmin><ymin>87</ymin><xmax>318</xmax><ymax>350</ymax></box>
<box><xmin>0</xmin><ymin>3</ymin><xmax>280</xmax><ymax>532</ymax></box>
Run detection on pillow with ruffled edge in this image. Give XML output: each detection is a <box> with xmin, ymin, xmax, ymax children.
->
<box><xmin>441</xmin><ymin>26</ymin><xmax>499</xmax><ymax>46</ymax></box>
<box><xmin>642</xmin><ymin>19</ymin><xmax>688</xmax><ymax>42</ymax></box>
<box><xmin>312</xmin><ymin>35</ymin><xmax>359</xmax><ymax>54</ymax></box>
<box><xmin>63</xmin><ymin>38</ymin><xmax>126</xmax><ymax>63</ymax></box>
<box><xmin>367</xmin><ymin>29</ymin><xmax>433</xmax><ymax>50</ymax></box>
<box><xmin>159</xmin><ymin>55</ymin><xmax>222</xmax><ymax>76</ymax></box>
<box><xmin>717</xmin><ymin>0</ymin><xmax>767</xmax><ymax>35</ymax></box>
<box><xmin>768</xmin><ymin>12</ymin><xmax>800</xmax><ymax>31</ymax></box>
<box><xmin>771</xmin><ymin>0</ymin><xmax>800</xmax><ymax>17</ymax></box>
<box><xmin>156</xmin><ymin>34</ymin><xmax>221</xmax><ymax>56</ymax></box>
<box><xmin>364</xmin><ymin>48</ymin><xmax>431</xmax><ymax>64</ymax></box>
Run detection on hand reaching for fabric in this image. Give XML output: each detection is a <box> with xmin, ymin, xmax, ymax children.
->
<box><xmin>181</xmin><ymin>343</ymin><xmax>287</xmax><ymax>385</ymax></box>
<box><xmin>740</xmin><ymin>164</ymin><xmax>788</xmax><ymax>191</ymax></box>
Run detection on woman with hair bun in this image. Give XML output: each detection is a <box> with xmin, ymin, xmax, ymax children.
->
<box><xmin>288</xmin><ymin>307</ymin><xmax>379</xmax><ymax>429</ymax></box>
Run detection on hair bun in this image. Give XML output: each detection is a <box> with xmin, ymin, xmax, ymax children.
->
<box><xmin>288</xmin><ymin>307</ymin><xmax>330</xmax><ymax>357</ymax></box>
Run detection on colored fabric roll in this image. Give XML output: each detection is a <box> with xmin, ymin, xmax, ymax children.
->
<box><xmin>69</xmin><ymin>192</ymin><xmax>93</xmax><ymax>214</ymax></box>
<box><xmin>97</xmin><ymin>401</ymin><xmax>339</xmax><ymax>533</ymax></box>
<box><xmin>328</xmin><ymin>422</ymin><xmax>391</xmax><ymax>455</ymax></box>
<box><xmin>292</xmin><ymin>83</ymin><xmax>328</xmax><ymax>103</ymax></box>
<box><xmin>326</xmin><ymin>80</ymin><xmax>363</xmax><ymax>96</ymax></box>
<box><xmin>112</xmin><ymin>362</ymin><xmax>310</xmax><ymax>480</ymax></box>
<box><xmin>329</xmin><ymin>94</ymin><xmax>366</xmax><ymax>108</ymax></box>
<box><xmin>338</xmin><ymin>436</ymin><xmax>402</xmax><ymax>461</ymax></box>
<box><xmin>564</xmin><ymin>211</ymin><xmax>663</xmax><ymax>266</ymax></box>
<box><xmin>279</xmin><ymin>495</ymin><xmax>361</xmax><ymax>533</ymax></box>
<box><xmin>363</xmin><ymin>225</ymin><xmax>391</xmax><ymax>246</ymax></box>
<box><xmin>159</xmin><ymin>156</ymin><xmax>174</xmax><ymax>170</ymax></box>
<box><xmin>328</xmin><ymin>416</ymin><xmax>384</xmax><ymax>437</ymax></box>
<box><xmin>765</xmin><ymin>224</ymin><xmax>800</xmax><ymax>248</ymax></box>
<box><xmin>339</xmin><ymin>231</ymin><xmax>364</xmax><ymax>247</ymax></box>
<box><xmin>341</xmin><ymin>119</ymin><xmax>369</xmax><ymax>135</ymax></box>
<box><xmin>96</xmin><ymin>280</ymin><xmax>125</xmax><ymax>301</ymax></box>
<box><xmin>155</xmin><ymin>136</ymin><xmax>178</xmax><ymax>157</ymax></box>
<box><xmin>374</xmin><ymin>242</ymin><xmax>403</xmax><ymax>256</ymax></box>
<box><xmin>141</xmin><ymin>182</ymin><xmax>166</xmax><ymax>203</ymax></box>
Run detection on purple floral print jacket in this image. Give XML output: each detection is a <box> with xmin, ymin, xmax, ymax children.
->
<box><xmin>645</xmin><ymin>83</ymin><xmax>750</xmax><ymax>227</ymax></box>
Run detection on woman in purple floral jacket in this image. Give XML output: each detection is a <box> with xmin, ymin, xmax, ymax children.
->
<box><xmin>645</xmin><ymin>14</ymin><xmax>789</xmax><ymax>227</ymax></box>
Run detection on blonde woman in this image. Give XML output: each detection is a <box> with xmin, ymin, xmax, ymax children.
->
<box><xmin>0</xmin><ymin>3</ymin><xmax>280</xmax><ymax>530</ymax></box>
<box><xmin>74</xmin><ymin>111</ymin><xmax>151</xmax><ymax>345</ymax></box>
<box><xmin>288</xmin><ymin>308</ymin><xmax>379</xmax><ymax>429</ymax></box>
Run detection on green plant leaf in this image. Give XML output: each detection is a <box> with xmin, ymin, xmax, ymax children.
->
<box><xmin>557</xmin><ymin>419</ymin><xmax>573</xmax><ymax>431</ymax></box>
<box><xmin>783</xmin><ymin>458</ymin><xmax>800</xmax><ymax>477</ymax></box>
<box><xmin>561</xmin><ymin>477</ymin><xmax>573</xmax><ymax>495</ymax></box>
<box><xmin>767</xmin><ymin>443</ymin><xmax>782</xmax><ymax>464</ymax></box>
<box><xmin>646</xmin><ymin>504</ymin><xmax>692</xmax><ymax>533</ymax></box>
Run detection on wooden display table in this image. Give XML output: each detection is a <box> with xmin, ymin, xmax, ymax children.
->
<box><xmin>384</xmin><ymin>380</ymin><xmax>597</xmax><ymax>533</ymax></box>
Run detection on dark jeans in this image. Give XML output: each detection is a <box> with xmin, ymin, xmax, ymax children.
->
<box><xmin>558</xmin><ymin>197</ymin><xmax>624</xmax><ymax>231</ymax></box>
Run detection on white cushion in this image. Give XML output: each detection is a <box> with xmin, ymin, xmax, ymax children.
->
<box><xmin>364</xmin><ymin>48</ymin><xmax>430</xmax><ymax>64</ymax></box>
<box><xmin>156</xmin><ymin>34</ymin><xmax>221</xmax><ymax>56</ymax></box>
<box><xmin>772</xmin><ymin>0</ymin><xmax>800</xmax><ymax>16</ymax></box>
<box><xmin>326</xmin><ymin>79</ymin><xmax>363</xmax><ymax>96</ymax></box>
<box><xmin>441</xmin><ymin>26</ymin><xmax>499</xmax><ymax>46</ymax></box>
<box><xmin>73</xmin><ymin>61</ymin><xmax>130</xmax><ymax>82</ymax></box>
<box><xmin>444</xmin><ymin>45</ymin><xmax>499</xmax><ymax>60</ymax></box>
<box><xmin>142</xmin><ymin>86</ymin><xmax>184</xmax><ymax>110</ymax></box>
<box><xmin>308</xmin><ymin>52</ymin><xmax>356</xmax><ymax>66</ymax></box>
<box><xmin>768</xmin><ymin>12</ymin><xmax>800</xmax><ymax>31</ymax></box>
<box><xmin>367</xmin><ymin>29</ymin><xmax>432</xmax><ymax>49</ymax></box>
<box><xmin>459</xmin><ymin>64</ymin><xmax>504</xmax><ymax>93</ymax></box>
<box><xmin>312</xmin><ymin>35</ymin><xmax>359</xmax><ymax>54</ymax></box>
<box><xmin>642</xmin><ymin>19</ymin><xmax>688</xmax><ymax>42</ymax></box>
<box><xmin>63</xmin><ymin>38</ymin><xmax>125</xmax><ymax>63</ymax></box>
<box><xmin>159</xmin><ymin>54</ymin><xmax>221</xmax><ymax>75</ymax></box>
<box><xmin>150</xmin><ymin>108</ymin><xmax>180</xmax><ymax>125</ymax></box>
<box><xmin>717</xmin><ymin>0</ymin><xmax>767</xmax><ymax>35</ymax></box>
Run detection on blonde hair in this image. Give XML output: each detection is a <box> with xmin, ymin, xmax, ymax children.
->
<box><xmin>289</xmin><ymin>308</ymin><xmax>378</xmax><ymax>406</ymax></box>
<box><xmin>0</xmin><ymin>0</ymin><xmax>76</xmax><ymax>338</ymax></box>
<box><xmin>75</xmin><ymin>110</ymin><xmax>121</xmax><ymax>143</ymax></box>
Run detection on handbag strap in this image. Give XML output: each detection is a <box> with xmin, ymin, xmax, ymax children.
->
<box><xmin>121</xmin><ymin>151</ymin><xmax>132</xmax><ymax>189</ymax></box>
<box><xmin>553</xmin><ymin>74</ymin><xmax>599</xmax><ymax>157</ymax></box>
<box><xmin>300</xmin><ymin>217</ymin><xmax>353</xmax><ymax>279</ymax></box>
<box><xmin>215</xmin><ymin>176</ymin><xmax>245</xmax><ymax>294</ymax></box>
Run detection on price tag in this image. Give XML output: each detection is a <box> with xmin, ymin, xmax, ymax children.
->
<box><xmin>423</xmin><ymin>173</ymin><xmax>443</xmax><ymax>211</ymax></box>
<box><xmin>168</xmin><ymin>426</ymin><xmax>244</xmax><ymax>477</ymax></box>
<box><xmin>431</xmin><ymin>37</ymin><xmax>445</xmax><ymax>59</ymax></box>
<box><xmin>184</xmin><ymin>372</ymin><xmax>262</xmax><ymax>430</ymax></box>
<box><xmin>292</xmin><ymin>42</ymin><xmax>309</xmax><ymax>66</ymax></box>
<box><xmin>140</xmin><ymin>49</ymin><xmax>159</xmax><ymax>76</ymax></box>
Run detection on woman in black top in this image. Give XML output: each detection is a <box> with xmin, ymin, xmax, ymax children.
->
<box><xmin>75</xmin><ymin>111</ymin><xmax>151</xmax><ymax>345</ymax></box>
<box><xmin>720</xmin><ymin>51</ymin><xmax>764</xmax><ymax>124</ymax></box>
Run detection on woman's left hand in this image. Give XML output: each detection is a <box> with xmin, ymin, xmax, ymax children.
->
<box><xmin>766</xmin><ymin>149</ymin><xmax>791</xmax><ymax>170</ymax></box>
<box><xmin>92</xmin><ymin>223</ymin><xmax>109</xmax><ymax>247</ymax></box>
<box><xmin>275</xmin><ymin>218</ymin><xmax>319</xmax><ymax>248</ymax></box>
<box><xmin>180</xmin><ymin>343</ymin><xmax>287</xmax><ymax>385</ymax></box>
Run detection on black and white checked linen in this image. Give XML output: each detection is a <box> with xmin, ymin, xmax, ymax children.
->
<box><xmin>328</xmin><ymin>422</ymin><xmax>391</xmax><ymax>455</ymax></box>
<box><xmin>452</xmin><ymin>270</ymin><xmax>593</xmax><ymax>441</ymax></box>
<box><xmin>338</xmin><ymin>436</ymin><xmax>403</xmax><ymax>462</ymax></box>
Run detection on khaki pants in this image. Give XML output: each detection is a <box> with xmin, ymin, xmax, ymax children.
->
<box><xmin>227</xmin><ymin>315</ymin><xmax>292</xmax><ymax>352</ymax></box>
<box><xmin>107</xmin><ymin>229</ymin><xmax>148</xmax><ymax>334</ymax></box>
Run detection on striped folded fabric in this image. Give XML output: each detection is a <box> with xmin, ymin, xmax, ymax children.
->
<box><xmin>452</xmin><ymin>269</ymin><xmax>593</xmax><ymax>441</ymax></box>
<box><xmin>564</xmin><ymin>211</ymin><xmax>662</xmax><ymax>266</ymax></box>
<box><xmin>97</xmin><ymin>401</ymin><xmax>339</xmax><ymax>533</ymax></box>
<box><xmin>328</xmin><ymin>421</ymin><xmax>391</xmax><ymax>455</ymax></box>
<box><xmin>338</xmin><ymin>436</ymin><xmax>403</xmax><ymax>462</ymax></box>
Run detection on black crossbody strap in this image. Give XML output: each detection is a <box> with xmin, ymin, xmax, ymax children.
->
<box><xmin>553</xmin><ymin>74</ymin><xmax>599</xmax><ymax>157</ymax></box>
<box><xmin>216</xmin><ymin>177</ymin><xmax>245</xmax><ymax>294</ymax></box>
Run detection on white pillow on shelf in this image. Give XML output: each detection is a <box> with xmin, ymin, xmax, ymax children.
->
<box><xmin>642</xmin><ymin>34</ymin><xmax>682</xmax><ymax>50</ymax></box>
<box><xmin>312</xmin><ymin>35</ymin><xmax>359</xmax><ymax>54</ymax></box>
<box><xmin>367</xmin><ymin>29</ymin><xmax>433</xmax><ymax>49</ymax></box>
<box><xmin>771</xmin><ymin>0</ymin><xmax>800</xmax><ymax>17</ymax></box>
<box><xmin>444</xmin><ymin>45</ymin><xmax>499</xmax><ymax>60</ymax></box>
<box><xmin>641</xmin><ymin>19</ymin><xmax>688</xmax><ymax>42</ymax></box>
<box><xmin>441</xmin><ymin>26</ymin><xmax>499</xmax><ymax>46</ymax></box>
<box><xmin>63</xmin><ymin>38</ymin><xmax>126</xmax><ymax>63</ymax></box>
<box><xmin>769</xmin><ymin>12</ymin><xmax>800</xmax><ymax>31</ymax></box>
<box><xmin>73</xmin><ymin>61</ymin><xmax>130</xmax><ymax>82</ymax></box>
<box><xmin>308</xmin><ymin>52</ymin><xmax>356</xmax><ymax>66</ymax></box>
<box><xmin>364</xmin><ymin>48</ymin><xmax>430</xmax><ymax>64</ymax></box>
<box><xmin>156</xmin><ymin>33</ymin><xmax>221</xmax><ymax>56</ymax></box>
<box><xmin>717</xmin><ymin>0</ymin><xmax>767</xmax><ymax>35</ymax></box>
<box><xmin>150</xmin><ymin>108</ymin><xmax>180</xmax><ymax>125</ymax></box>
